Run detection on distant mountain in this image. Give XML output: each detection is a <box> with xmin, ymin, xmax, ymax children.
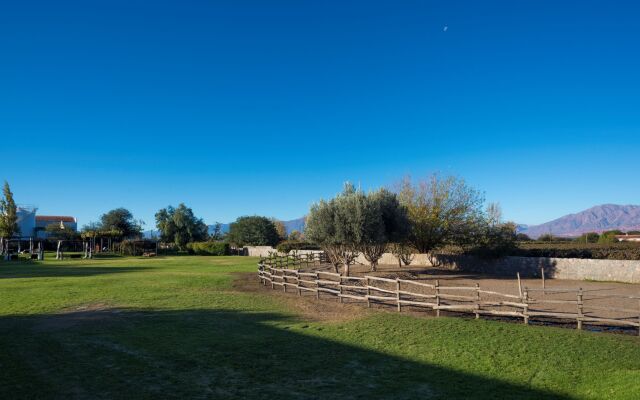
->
<box><xmin>518</xmin><ymin>204</ymin><xmax>640</xmax><ymax>238</ymax></box>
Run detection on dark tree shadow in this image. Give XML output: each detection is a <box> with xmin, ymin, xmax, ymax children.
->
<box><xmin>0</xmin><ymin>263</ymin><xmax>151</xmax><ymax>279</ymax></box>
<box><xmin>434</xmin><ymin>255</ymin><xmax>559</xmax><ymax>279</ymax></box>
<box><xmin>0</xmin><ymin>308</ymin><xmax>572</xmax><ymax>399</ymax></box>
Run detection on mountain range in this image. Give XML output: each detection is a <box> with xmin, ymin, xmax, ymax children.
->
<box><xmin>518</xmin><ymin>204</ymin><xmax>640</xmax><ymax>238</ymax></box>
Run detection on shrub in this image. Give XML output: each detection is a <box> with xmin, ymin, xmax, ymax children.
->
<box><xmin>187</xmin><ymin>242</ymin><xmax>230</xmax><ymax>256</ymax></box>
<box><xmin>275</xmin><ymin>240</ymin><xmax>320</xmax><ymax>254</ymax></box>
<box><xmin>513</xmin><ymin>242</ymin><xmax>640</xmax><ymax>260</ymax></box>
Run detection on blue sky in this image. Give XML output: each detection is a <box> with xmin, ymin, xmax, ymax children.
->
<box><xmin>2</xmin><ymin>1</ymin><xmax>639</xmax><ymax>229</ymax></box>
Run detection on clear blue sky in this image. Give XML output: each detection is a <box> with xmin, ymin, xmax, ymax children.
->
<box><xmin>2</xmin><ymin>1</ymin><xmax>639</xmax><ymax>229</ymax></box>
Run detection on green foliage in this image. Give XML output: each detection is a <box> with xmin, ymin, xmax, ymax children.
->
<box><xmin>287</xmin><ymin>230</ymin><xmax>303</xmax><ymax>241</ymax></box>
<box><xmin>575</xmin><ymin>232</ymin><xmax>600</xmax><ymax>243</ymax></box>
<box><xmin>469</xmin><ymin>222</ymin><xmax>517</xmax><ymax>258</ymax></box>
<box><xmin>117</xmin><ymin>239</ymin><xmax>157</xmax><ymax>256</ymax></box>
<box><xmin>271</xmin><ymin>219</ymin><xmax>287</xmax><ymax>241</ymax></box>
<box><xmin>515</xmin><ymin>233</ymin><xmax>532</xmax><ymax>241</ymax></box>
<box><xmin>186</xmin><ymin>241</ymin><xmax>230</xmax><ymax>256</ymax></box>
<box><xmin>155</xmin><ymin>204</ymin><xmax>208</xmax><ymax>250</ymax></box>
<box><xmin>514</xmin><ymin>242</ymin><xmax>640</xmax><ymax>260</ymax></box>
<box><xmin>306</xmin><ymin>183</ymin><xmax>408</xmax><ymax>273</ymax></box>
<box><xmin>0</xmin><ymin>181</ymin><xmax>19</xmax><ymax>238</ymax></box>
<box><xmin>598</xmin><ymin>230</ymin><xmax>621</xmax><ymax>244</ymax></box>
<box><xmin>100</xmin><ymin>208</ymin><xmax>142</xmax><ymax>239</ymax></box>
<box><xmin>44</xmin><ymin>223</ymin><xmax>80</xmax><ymax>240</ymax></box>
<box><xmin>275</xmin><ymin>240</ymin><xmax>320</xmax><ymax>253</ymax></box>
<box><xmin>227</xmin><ymin>216</ymin><xmax>280</xmax><ymax>247</ymax></box>
<box><xmin>397</xmin><ymin>174</ymin><xmax>485</xmax><ymax>253</ymax></box>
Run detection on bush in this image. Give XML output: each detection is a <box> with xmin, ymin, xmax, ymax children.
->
<box><xmin>187</xmin><ymin>242</ymin><xmax>230</xmax><ymax>256</ymax></box>
<box><xmin>275</xmin><ymin>240</ymin><xmax>321</xmax><ymax>253</ymax></box>
<box><xmin>513</xmin><ymin>242</ymin><xmax>640</xmax><ymax>260</ymax></box>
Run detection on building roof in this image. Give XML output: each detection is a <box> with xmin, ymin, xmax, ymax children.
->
<box><xmin>36</xmin><ymin>216</ymin><xmax>76</xmax><ymax>223</ymax></box>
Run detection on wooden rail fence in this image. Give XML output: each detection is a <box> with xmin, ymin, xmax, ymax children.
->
<box><xmin>258</xmin><ymin>255</ymin><xmax>640</xmax><ymax>335</ymax></box>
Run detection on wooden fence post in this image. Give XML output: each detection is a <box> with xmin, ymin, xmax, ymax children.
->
<box><xmin>435</xmin><ymin>279</ymin><xmax>440</xmax><ymax>317</ymax></box>
<box><xmin>366</xmin><ymin>277</ymin><xmax>371</xmax><ymax>308</ymax></box>
<box><xmin>517</xmin><ymin>272</ymin><xmax>523</xmax><ymax>298</ymax></box>
<box><xmin>296</xmin><ymin>270</ymin><xmax>301</xmax><ymax>296</ymax></box>
<box><xmin>475</xmin><ymin>283</ymin><xmax>480</xmax><ymax>319</ymax></box>
<box><xmin>577</xmin><ymin>288</ymin><xmax>583</xmax><ymax>330</ymax></box>
<box><xmin>316</xmin><ymin>272</ymin><xmax>320</xmax><ymax>300</ymax></box>
<box><xmin>396</xmin><ymin>278</ymin><xmax>401</xmax><ymax>312</ymax></box>
<box><xmin>271</xmin><ymin>268</ymin><xmax>275</xmax><ymax>290</ymax></box>
<box><xmin>339</xmin><ymin>277</ymin><xmax>343</xmax><ymax>304</ymax></box>
<box><xmin>541</xmin><ymin>267</ymin><xmax>546</xmax><ymax>290</ymax></box>
<box><xmin>523</xmin><ymin>288</ymin><xmax>529</xmax><ymax>325</ymax></box>
<box><xmin>282</xmin><ymin>270</ymin><xmax>287</xmax><ymax>293</ymax></box>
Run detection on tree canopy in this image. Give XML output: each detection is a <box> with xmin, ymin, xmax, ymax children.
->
<box><xmin>227</xmin><ymin>216</ymin><xmax>280</xmax><ymax>247</ymax></box>
<box><xmin>155</xmin><ymin>204</ymin><xmax>208</xmax><ymax>250</ymax></box>
<box><xmin>99</xmin><ymin>208</ymin><xmax>142</xmax><ymax>239</ymax></box>
<box><xmin>305</xmin><ymin>183</ymin><xmax>408</xmax><ymax>274</ymax></box>
<box><xmin>397</xmin><ymin>174</ymin><xmax>485</xmax><ymax>253</ymax></box>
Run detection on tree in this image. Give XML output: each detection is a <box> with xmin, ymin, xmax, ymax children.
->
<box><xmin>397</xmin><ymin>174</ymin><xmax>485</xmax><ymax>254</ymax></box>
<box><xmin>288</xmin><ymin>230</ymin><xmax>303</xmax><ymax>241</ymax></box>
<box><xmin>0</xmin><ymin>181</ymin><xmax>19</xmax><ymax>238</ymax></box>
<box><xmin>305</xmin><ymin>184</ymin><xmax>408</xmax><ymax>274</ymax></box>
<box><xmin>305</xmin><ymin>183</ymin><xmax>361</xmax><ymax>275</ymax></box>
<box><xmin>538</xmin><ymin>234</ymin><xmax>555</xmax><ymax>242</ymax></box>
<box><xmin>100</xmin><ymin>208</ymin><xmax>142</xmax><ymax>239</ymax></box>
<box><xmin>515</xmin><ymin>233</ymin><xmax>532</xmax><ymax>241</ymax></box>
<box><xmin>155</xmin><ymin>204</ymin><xmax>208</xmax><ymax>250</ymax></box>
<box><xmin>358</xmin><ymin>188</ymin><xmax>409</xmax><ymax>271</ymax></box>
<box><xmin>598</xmin><ymin>230</ymin><xmax>622</xmax><ymax>244</ymax></box>
<box><xmin>209</xmin><ymin>222</ymin><xmax>224</xmax><ymax>241</ymax></box>
<box><xmin>486</xmin><ymin>202</ymin><xmax>502</xmax><ymax>227</ymax></box>
<box><xmin>575</xmin><ymin>232</ymin><xmax>599</xmax><ymax>244</ymax></box>
<box><xmin>389</xmin><ymin>242</ymin><xmax>414</xmax><ymax>267</ymax></box>
<box><xmin>227</xmin><ymin>216</ymin><xmax>280</xmax><ymax>247</ymax></box>
<box><xmin>271</xmin><ymin>219</ymin><xmax>287</xmax><ymax>242</ymax></box>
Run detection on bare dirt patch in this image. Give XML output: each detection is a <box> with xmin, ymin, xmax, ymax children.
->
<box><xmin>232</xmin><ymin>272</ymin><xmax>372</xmax><ymax>322</ymax></box>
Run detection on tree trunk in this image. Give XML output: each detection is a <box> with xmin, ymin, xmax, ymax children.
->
<box><xmin>343</xmin><ymin>263</ymin><xmax>350</xmax><ymax>277</ymax></box>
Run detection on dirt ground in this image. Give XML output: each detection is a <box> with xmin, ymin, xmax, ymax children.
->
<box><xmin>244</xmin><ymin>263</ymin><xmax>640</xmax><ymax>335</ymax></box>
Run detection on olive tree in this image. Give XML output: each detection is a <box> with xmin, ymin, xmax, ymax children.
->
<box><xmin>306</xmin><ymin>184</ymin><xmax>408</xmax><ymax>275</ymax></box>
<box><xmin>305</xmin><ymin>184</ymin><xmax>362</xmax><ymax>275</ymax></box>
<box><xmin>358</xmin><ymin>189</ymin><xmax>409</xmax><ymax>271</ymax></box>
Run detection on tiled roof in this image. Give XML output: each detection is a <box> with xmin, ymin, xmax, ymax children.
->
<box><xmin>36</xmin><ymin>216</ymin><xmax>76</xmax><ymax>223</ymax></box>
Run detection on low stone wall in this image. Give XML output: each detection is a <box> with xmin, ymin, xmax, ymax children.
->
<box><xmin>435</xmin><ymin>255</ymin><xmax>640</xmax><ymax>284</ymax></box>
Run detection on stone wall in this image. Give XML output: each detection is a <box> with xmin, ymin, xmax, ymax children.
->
<box><xmin>435</xmin><ymin>255</ymin><xmax>640</xmax><ymax>283</ymax></box>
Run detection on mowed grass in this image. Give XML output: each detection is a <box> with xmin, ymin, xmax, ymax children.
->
<box><xmin>1</xmin><ymin>257</ymin><xmax>639</xmax><ymax>399</ymax></box>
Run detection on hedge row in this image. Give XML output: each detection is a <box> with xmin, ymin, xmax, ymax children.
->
<box><xmin>512</xmin><ymin>242</ymin><xmax>640</xmax><ymax>260</ymax></box>
<box><xmin>186</xmin><ymin>242</ymin><xmax>230</xmax><ymax>256</ymax></box>
<box><xmin>275</xmin><ymin>240</ymin><xmax>321</xmax><ymax>254</ymax></box>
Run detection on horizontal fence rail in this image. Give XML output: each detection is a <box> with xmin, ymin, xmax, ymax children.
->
<box><xmin>257</xmin><ymin>257</ymin><xmax>640</xmax><ymax>335</ymax></box>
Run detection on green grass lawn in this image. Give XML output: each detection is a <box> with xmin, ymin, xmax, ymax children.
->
<box><xmin>1</xmin><ymin>256</ymin><xmax>639</xmax><ymax>399</ymax></box>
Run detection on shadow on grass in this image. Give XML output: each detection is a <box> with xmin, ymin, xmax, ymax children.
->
<box><xmin>0</xmin><ymin>263</ymin><xmax>151</xmax><ymax>279</ymax></box>
<box><xmin>0</xmin><ymin>308</ymin><xmax>571</xmax><ymax>399</ymax></box>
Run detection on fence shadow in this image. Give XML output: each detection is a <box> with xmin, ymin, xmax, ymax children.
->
<box><xmin>0</xmin><ymin>308</ymin><xmax>571</xmax><ymax>399</ymax></box>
